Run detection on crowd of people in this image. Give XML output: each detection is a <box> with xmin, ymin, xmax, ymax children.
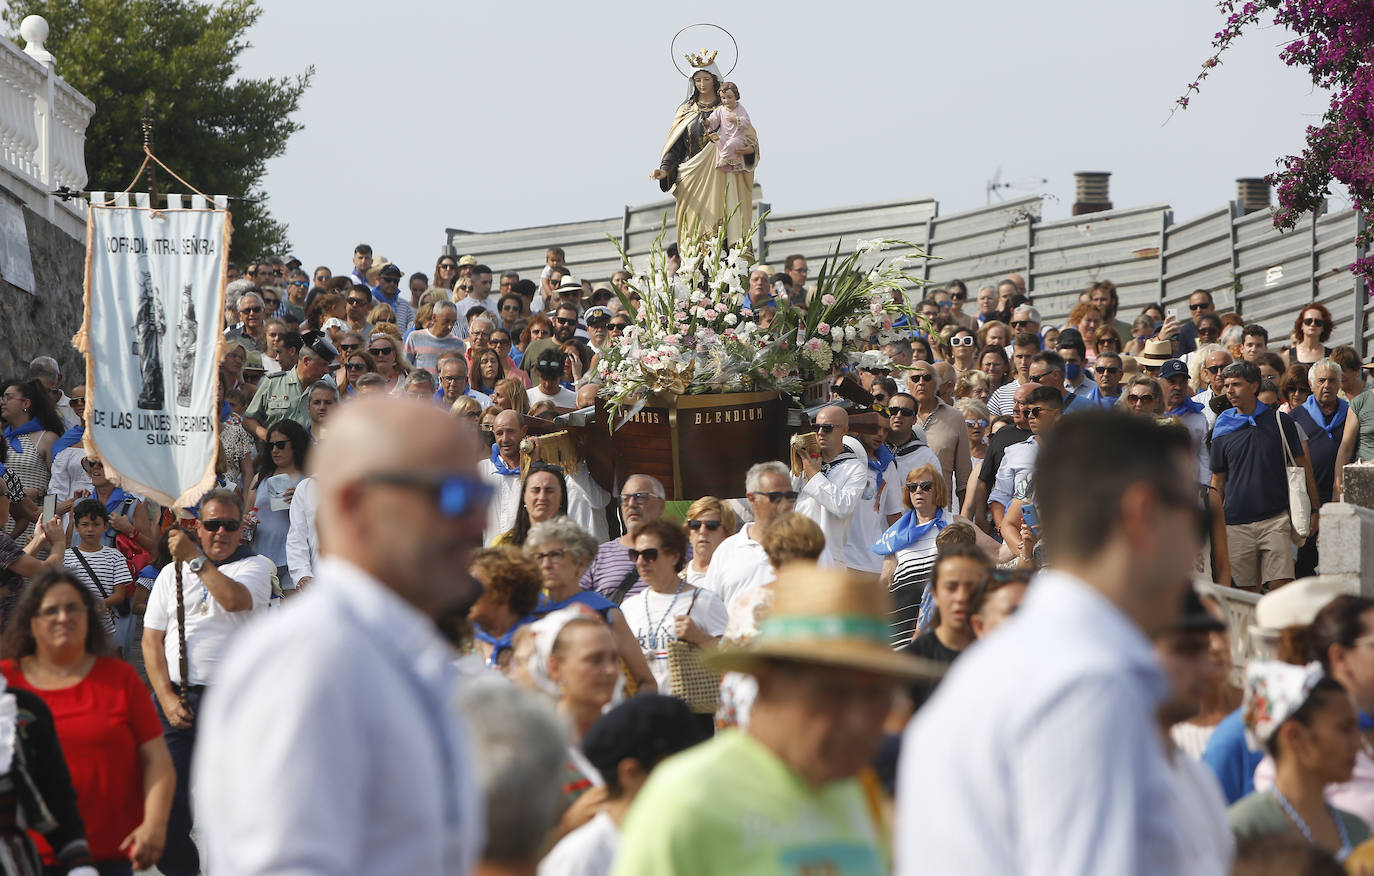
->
<box><xmin>0</xmin><ymin>241</ymin><xmax>1370</xmax><ymax>875</ymax></box>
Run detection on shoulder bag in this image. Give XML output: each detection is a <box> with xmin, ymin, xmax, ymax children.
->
<box><xmin>1277</xmin><ymin>411</ymin><xmax>1313</xmax><ymax>546</ymax></box>
<box><xmin>666</xmin><ymin>589</ymin><xmax>722</xmax><ymax>713</ymax></box>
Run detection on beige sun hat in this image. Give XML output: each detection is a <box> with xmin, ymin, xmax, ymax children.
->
<box><xmin>705</xmin><ymin>563</ymin><xmax>944</xmax><ymax>681</ymax></box>
<box><xmin>1138</xmin><ymin>339</ymin><xmax>1174</xmax><ymax>367</ymax></box>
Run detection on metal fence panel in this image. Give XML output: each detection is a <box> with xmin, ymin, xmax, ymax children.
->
<box><xmin>923</xmin><ymin>197</ymin><xmax>1041</xmax><ymax>294</ymax></box>
<box><xmin>1233</xmin><ymin>210</ymin><xmax>1316</xmax><ymax>341</ymax></box>
<box><xmin>445</xmin><ymin>217</ymin><xmax>624</xmax><ymax>287</ymax></box>
<box><xmin>1161</xmin><ymin>205</ymin><xmax>1236</xmax><ymax>316</ymax></box>
<box><xmin>1315</xmin><ymin>210</ymin><xmax>1361</xmax><ymax>347</ymax></box>
<box><xmin>1029</xmin><ymin>204</ymin><xmax>1170</xmax><ymax>324</ymax></box>
<box><xmin>762</xmin><ymin>197</ymin><xmax>937</xmax><ymax>272</ymax></box>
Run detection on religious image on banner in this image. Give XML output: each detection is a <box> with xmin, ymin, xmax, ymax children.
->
<box><xmin>74</xmin><ymin>192</ymin><xmax>231</xmax><ymax>509</ymax></box>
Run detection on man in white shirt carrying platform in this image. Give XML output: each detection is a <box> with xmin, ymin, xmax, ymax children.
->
<box><xmin>142</xmin><ymin>488</ymin><xmax>275</xmax><ymax>876</ymax></box>
<box><xmin>897</xmin><ymin>410</ymin><xmax>1205</xmax><ymax>875</ymax></box>
<box><xmin>194</xmin><ymin>396</ymin><xmax>487</xmax><ymax>875</ymax></box>
<box><xmin>793</xmin><ymin>405</ymin><xmax>867</xmax><ymax>568</ymax></box>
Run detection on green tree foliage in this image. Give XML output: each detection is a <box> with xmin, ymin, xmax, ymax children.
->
<box><xmin>5</xmin><ymin>0</ymin><xmax>313</xmax><ymax>262</ymax></box>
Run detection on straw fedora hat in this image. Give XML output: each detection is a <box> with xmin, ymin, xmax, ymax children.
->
<box><xmin>1138</xmin><ymin>339</ymin><xmax>1174</xmax><ymax>367</ymax></box>
<box><xmin>705</xmin><ymin>563</ymin><xmax>944</xmax><ymax>681</ymax></box>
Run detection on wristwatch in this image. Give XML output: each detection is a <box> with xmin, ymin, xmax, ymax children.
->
<box><xmin>189</xmin><ymin>555</ymin><xmax>207</xmax><ymax>573</ymax></box>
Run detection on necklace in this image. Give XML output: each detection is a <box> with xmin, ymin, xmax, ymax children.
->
<box><xmin>644</xmin><ymin>579</ymin><xmax>686</xmax><ymax>650</ymax></box>
<box><xmin>1272</xmin><ymin>785</ymin><xmax>1352</xmax><ymax>861</ymax></box>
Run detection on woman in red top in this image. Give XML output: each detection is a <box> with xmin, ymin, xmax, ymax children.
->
<box><xmin>0</xmin><ymin>568</ymin><xmax>173</xmax><ymax>874</ymax></box>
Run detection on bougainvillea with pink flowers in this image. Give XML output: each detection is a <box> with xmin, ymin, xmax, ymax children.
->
<box><xmin>1179</xmin><ymin>1</ymin><xmax>1374</xmax><ymax>282</ymax></box>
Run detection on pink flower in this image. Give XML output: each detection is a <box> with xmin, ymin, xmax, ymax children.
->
<box><xmin>704</xmin><ymin>309</ymin><xmax>718</xmax><ymax>320</ymax></box>
<box><xmin>821</xmin><ymin>294</ymin><xmax>836</xmax><ymax>306</ymax></box>
<box><xmin>817</xmin><ymin>322</ymin><xmax>831</xmax><ymax>336</ymax></box>
<box><xmin>805</xmin><ymin>338</ymin><xmax>824</xmax><ymax>352</ymax></box>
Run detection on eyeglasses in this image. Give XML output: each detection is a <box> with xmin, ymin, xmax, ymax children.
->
<box><xmin>907</xmin><ymin>481</ymin><xmax>935</xmax><ymax>492</ymax></box>
<box><xmin>201</xmin><ymin>518</ymin><xmax>243</xmax><ymax>533</ymax></box>
<box><xmin>361</xmin><ymin>471</ymin><xmax>494</xmax><ymax>518</ymax></box>
<box><xmin>264</xmin><ymin>297</ymin><xmax>280</xmax><ymax>308</ymax></box>
<box><xmin>816</xmin><ymin>423</ymin><xmax>839</xmax><ymax>433</ymax></box>
<box><xmin>440</xmin><ymin>373</ymin><xmax>468</xmax><ymax>384</ymax></box>
<box><xmin>37</xmin><ymin>602</ymin><xmax>84</xmax><ymax>620</ymax></box>
<box><xmin>267</xmin><ymin>439</ymin><xmax>291</xmax><ymax>450</ymax></box>
<box><xmin>910</xmin><ymin>372</ymin><xmax>935</xmax><ymax>383</ymax></box>
<box><xmin>888</xmin><ymin>406</ymin><xmax>916</xmax><ymax>417</ymax></box>
<box><xmin>493</xmin><ymin>338</ymin><xmax>512</xmax><ymax>347</ymax></box>
<box><xmin>288</xmin><ymin>281</ymin><xmax>308</xmax><ymax>289</ymax></box>
<box><xmin>1094</xmin><ymin>365</ymin><xmax>1121</xmax><ymax>375</ymax></box>
<box><xmin>1303</xmin><ymin>318</ymin><xmax>1326</xmax><ymax>326</ymax></box>
<box><xmin>1189</xmin><ymin>302</ymin><xmax>1211</xmax><ymax>311</ymax></box>
<box><xmin>618</xmin><ymin>491</ymin><xmax>659</xmax><ymax>505</ymax></box>
<box><xmin>345</xmin><ymin>362</ymin><xmax>366</xmax><ymax>372</ymax></box>
<box><xmin>627</xmin><ymin>547</ymin><xmax>661</xmax><ymax>563</ymax></box>
<box><xmin>239</xmin><ymin>305</ymin><xmax>263</xmax><ymax>314</ymax></box>
<box><xmin>686</xmin><ymin>519</ymin><xmax>722</xmax><ymax>531</ymax></box>
<box><xmin>753</xmin><ymin>490</ymin><xmax>798</xmax><ymax>503</ymax></box>
<box><xmin>339</xmin><ymin>343</ymin><xmax>360</xmax><ymax>352</ymax></box>
<box><xmin>501</xmin><ymin>304</ymin><xmax>521</xmax><ymax>312</ymax></box>
<box><xmin>1198</xmin><ymin>327</ymin><xmax>1220</xmax><ymax>336</ymax></box>
<box><xmin>555</xmin><ymin>317</ymin><xmax>577</xmax><ymax>326</ymax></box>
<box><xmin>69</xmin><ymin>396</ymin><xmax>85</xmax><ymax>407</ymax></box>
<box><xmin>950</xmin><ymin>336</ymin><xmax>976</xmax><ymax>346</ymax></box>
<box><xmin>1206</xmin><ymin>364</ymin><xmax>1226</xmax><ymax>374</ymax></box>
<box><xmin>82</xmin><ymin>459</ymin><xmax>104</xmax><ymax>470</ymax></box>
<box><xmin>368</xmin><ymin>347</ymin><xmax>393</xmax><ymax>356</ymax></box>
<box><xmin>1028</xmin><ymin>372</ymin><xmax>1054</xmax><ymax>384</ymax></box>
<box><xmin>533</xmin><ymin>549</ymin><xmax>566</xmax><ymax>563</ymax></box>
<box><xmin>965</xmin><ymin>418</ymin><xmax>988</xmax><ymax>428</ymax></box>
<box><xmin>439</xmin><ymin>263</ymin><xmax>457</xmax><ymax>271</ymax></box>
<box><xmin>950</xmin><ymin>292</ymin><xmax>967</xmax><ymax>301</ymax></box>
<box><xmin>348</xmin><ymin>298</ymin><xmax>370</xmax><ymax>307</ymax></box>
<box><xmin>1128</xmin><ymin>393</ymin><xmax>1156</xmax><ymax>403</ymax></box>
<box><xmin>1026</xmin><ymin>406</ymin><xmax>1055</xmax><ymax>418</ymax></box>
<box><xmin>1011</xmin><ymin>320</ymin><xmax>1031</xmax><ymax>328</ymax></box>
<box><xmin>609</xmin><ymin>323</ymin><xmax>630</xmax><ymax>332</ymax></box>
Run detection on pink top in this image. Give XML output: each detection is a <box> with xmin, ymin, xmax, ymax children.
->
<box><xmin>705</xmin><ymin>104</ymin><xmax>752</xmax><ymax>172</ymax></box>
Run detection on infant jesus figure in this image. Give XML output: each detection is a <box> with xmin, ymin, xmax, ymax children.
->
<box><xmin>704</xmin><ymin>81</ymin><xmax>755</xmax><ymax>173</ymax></box>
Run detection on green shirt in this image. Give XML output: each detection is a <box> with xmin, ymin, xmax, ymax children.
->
<box><xmin>1351</xmin><ymin>391</ymin><xmax>1374</xmax><ymax>462</ymax></box>
<box><xmin>611</xmin><ymin>730</ymin><xmax>886</xmax><ymax>876</ymax></box>
<box><xmin>1228</xmin><ymin>789</ymin><xmax>1370</xmax><ymax>848</ymax></box>
<box><xmin>244</xmin><ymin>367</ymin><xmax>311</xmax><ymax>431</ymax></box>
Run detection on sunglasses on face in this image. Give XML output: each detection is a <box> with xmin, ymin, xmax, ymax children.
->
<box><xmin>950</xmin><ymin>335</ymin><xmax>976</xmax><ymax>346</ymax></box>
<box><xmin>628</xmin><ymin>547</ymin><xmax>662</xmax><ymax>563</ymax></box>
<box><xmin>910</xmin><ymin>372</ymin><xmax>935</xmax><ymax>383</ymax></box>
<box><xmin>340</xmin><ymin>343</ymin><xmax>360</xmax><ymax>352</ymax></box>
<box><xmin>1095</xmin><ymin>365</ymin><xmax>1121</xmax><ymax>375</ymax></box>
<box><xmin>907</xmin><ymin>481</ymin><xmax>935</xmax><ymax>493</ymax></box>
<box><xmin>1304</xmin><ymin>318</ymin><xmax>1326</xmax><ymax>327</ymax></box>
<box><xmin>686</xmin><ymin>519</ymin><xmax>722</xmax><ymax>531</ymax></box>
<box><xmin>268</xmin><ymin>439</ymin><xmax>291</xmax><ymax>450</ymax></box>
<box><xmin>239</xmin><ymin>305</ymin><xmax>263</xmax><ymax>314</ymax></box>
<box><xmin>965</xmin><ymin>418</ymin><xmax>988</xmax><ymax>428</ymax></box>
<box><xmin>201</xmin><ymin>518</ymin><xmax>243</xmax><ymax>533</ymax></box>
<box><xmin>755</xmin><ymin>490</ymin><xmax>798</xmax><ymax>503</ymax></box>
<box><xmin>950</xmin><ymin>292</ymin><xmax>967</xmax><ymax>301</ymax></box>
<box><xmin>439</xmin><ymin>263</ymin><xmax>457</xmax><ymax>271</ymax></box>
<box><xmin>816</xmin><ymin>423</ymin><xmax>839</xmax><ymax>433</ymax></box>
<box><xmin>368</xmin><ymin>347</ymin><xmax>393</xmax><ymax>356</ymax></box>
<box><xmin>619</xmin><ymin>491</ymin><xmax>658</xmax><ymax>505</ymax></box>
<box><xmin>1029</xmin><ymin>372</ymin><xmax>1054</xmax><ymax>384</ymax></box>
<box><xmin>1189</xmin><ymin>302</ymin><xmax>1210</xmax><ymax>310</ymax></box>
<box><xmin>1198</xmin><ymin>327</ymin><xmax>1220</xmax><ymax>336</ymax></box>
<box><xmin>1128</xmin><ymin>393</ymin><xmax>1156</xmax><ymax>403</ymax></box>
<box><xmin>1011</xmin><ymin>320</ymin><xmax>1031</xmax><ymax>328</ymax></box>
<box><xmin>1206</xmin><ymin>364</ymin><xmax>1225</xmax><ymax>374</ymax></box>
<box><xmin>346</xmin><ymin>362</ymin><xmax>366</xmax><ymax>371</ymax></box>
<box><xmin>610</xmin><ymin>323</ymin><xmax>629</xmax><ymax>332</ymax></box>
<box><xmin>1026</xmin><ymin>406</ymin><xmax>1054</xmax><ymax>417</ymax></box>
<box><xmin>493</xmin><ymin>339</ymin><xmax>512</xmax><ymax>347</ymax></box>
<box><xmin>888</xmin><ymin>406</ymin><xmax>916</xmax><ymax>417</ymax></box>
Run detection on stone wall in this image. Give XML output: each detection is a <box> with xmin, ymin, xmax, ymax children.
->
<box><xmin>0</xmin><ymin>181</ymin><xmax>84</xmax><ymax>384</ymax></box>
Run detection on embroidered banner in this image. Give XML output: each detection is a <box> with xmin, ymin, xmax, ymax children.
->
<box><xmin>74</xmin><ymin>192</ymin><xmax>232</xmax><ymax>507</ymax></box>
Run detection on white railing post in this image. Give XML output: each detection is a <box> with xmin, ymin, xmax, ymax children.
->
<box><xmin>20</xmin><ymin>15</ymin><xmax>53</xmax><ymax>221</ymax></box>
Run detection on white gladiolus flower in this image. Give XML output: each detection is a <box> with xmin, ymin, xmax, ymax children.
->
<box><xmin>724</xmin><ymin>313</ymin><xmax>739</xmax><ymax>326</ymax></box>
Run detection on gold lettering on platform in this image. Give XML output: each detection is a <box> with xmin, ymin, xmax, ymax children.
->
<box><xmin>692</xmin><ymin>407</ymin><xmax>765</xmax><ymax>426</ymax></box>
<box><xmin>629</xmin><ymin>412</ymin><xmax>662</xmax><ymax>425</ymax></box>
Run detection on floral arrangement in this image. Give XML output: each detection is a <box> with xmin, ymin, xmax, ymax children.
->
<box><xmin>595</xmin><ymin>219</ymin><xmax>931</xmax><ymax>419</ymax></box>
<box><xmin>1176</xmin><ymin>0</ymin><xmax>1374</xmax><ymax>282</ymax></box>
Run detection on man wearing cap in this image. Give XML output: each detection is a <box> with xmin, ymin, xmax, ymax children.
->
<box><xmin>795</xmin><ymin>406</ymin><xmax>870</xmax><ymax>567</ymax></box>
<box><xmin>1160</xmin><ymin>358</ymin><xmax>1211</xmax><ymax>485</ymax></box>
<box><xmin>1210</xmin><ymin>359</ymin><xmax>1320</xmax><ymax>592</ymax></box>
<box><xmin>584</xmin><ymin>305</ymin><xmax>614</xmax><ymax>355</ymax></box>
<box><xmin>1154</xmin><ymin>587</ymin><xmax>1235</xmax><ymax>873</ymax></box>
<box><xmin>899</xmin><ymin>411</ymin><xmax>1205</xmax><ymax>874</ymax></box>
<box><xmin>614</xmin><ymin>564</ymin><xmax>938</xmax><ymax>876</ymax></box>
<box><xmin>372</xmin><ymin>263</ymin><xmax>415</xmax><ymax>334</ymax></box>
<box><xmin>243</xmin><ymin>332</ymin><xmax>337</xmax><ymax>440</ymax></box>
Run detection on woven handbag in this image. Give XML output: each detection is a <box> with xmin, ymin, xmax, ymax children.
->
<box><xmin>666</xmin><ymin>590</ymin><xmax>721</xmax><ymax>713</ymax></box>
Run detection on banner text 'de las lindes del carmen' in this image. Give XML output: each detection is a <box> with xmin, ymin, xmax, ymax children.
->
<box><xmin>76</xmin><ymin>192</ymin><xmax>231</xmax><ymax>508</ymax></box>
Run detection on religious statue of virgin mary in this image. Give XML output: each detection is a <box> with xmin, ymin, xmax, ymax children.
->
<box><xmin>649</xmin><ymin>43</ymin><xmax>760</xmax><ymax>257</ymax></box>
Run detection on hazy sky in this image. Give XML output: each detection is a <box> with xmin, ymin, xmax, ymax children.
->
<box><xmin>231</xmin><ymin>0</ymin><xmax>1333</xmax><ymax>279</ymax></box>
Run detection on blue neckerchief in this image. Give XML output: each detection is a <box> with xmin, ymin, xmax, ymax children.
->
<box><xmin>1212</xmin><ymin>401</ymin><xmax>1270</xmax><ymax>440</ymax></box>
<box><xmin>102</xmin><ymin>487</ymin><xmax>130</xmax><ymax>515</ymax></box>
<box><xmin>872</xmin><ymin>507</ymin><xmax>946</xmax><ymax>556</ymax></box>
<box><xmin>51</xmin><ymin>423</ymin><xmax>84</xmax><ymax>457</ymax></box>
<box><xmin>2</xmin><ymin>419</ymin><xmax>42</xmax><ymax>452</ymax></box>
<box><xmin>1362</xmin><ymin>711</ymin><xmax>1374</xmax><ymax>731</ymax></box>
<box><xmin>1168</xmin><ymin>397</ymin><xmax>1205</xmax><ymax>416</ymax></box>
<box><xmin>489</xmin><ymin>443</ymin><xmax>520</xmax><ymax>476</ymax></box>
<box><xmin>1302</xmin><ymin>394</ymin><xmax>1348</xmax><ymax>441</ymax></box>
<box><xmin>218</xmin><ymin>400</ymin><xmax>233</xmax><ymax>422</ymax></box>
<box><xmin>473</xmin><ymin>616</ymin><xmax>534</xmax><ymax>668</ymax></box>
<box><xmin>1096</xmin><ymin>391</ymin><xmax>1120</xmax><ymax>409</ymax></box>
<box><xmin>868</xmin><ymin>444</ymin><xmax>895</xmax><ymax>490</ymax></box>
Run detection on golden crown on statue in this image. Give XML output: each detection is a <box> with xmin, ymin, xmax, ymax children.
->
<box><xmin>683</xmin><ymin>48</ymin><xmax>718</xmax><ymax>68</ymax></box>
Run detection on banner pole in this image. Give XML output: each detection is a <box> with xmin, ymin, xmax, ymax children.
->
<box><xmin>172</xmin><ymin>522</ymin><xmax>188</xmax><ymax>710</ymax></box>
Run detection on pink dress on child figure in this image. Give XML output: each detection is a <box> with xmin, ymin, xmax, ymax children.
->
<box><xmin>705</xmin><ymin>104</ymin><xmax>752</xmax><ymax>173</ymax></box>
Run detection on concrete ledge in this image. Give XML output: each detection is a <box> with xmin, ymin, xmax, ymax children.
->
<box><xmin>1317</xmin><ymin>501</ymin><xmax>1374</xmax><ymax>593</ymax></box>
